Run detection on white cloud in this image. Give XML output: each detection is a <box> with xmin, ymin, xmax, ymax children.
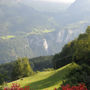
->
<box><xmin>37</xmin><ymin>0</ymin><xmax>76</xmax><ymax>3</ymax></box>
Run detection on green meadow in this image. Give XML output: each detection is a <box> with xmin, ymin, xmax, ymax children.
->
<box><xmin>0</xmin><ymin>35</ymin><xmax>15</xmax><ymax>40</ymax></box>
<box><xmin>7</xmin><ymin>63</ymin><xmax>79</xmax><ymax>90</ymax></box>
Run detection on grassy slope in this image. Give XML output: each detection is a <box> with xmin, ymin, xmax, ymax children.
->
<box><xmin>7</xmin><ymin>63</ymin><xmax>79</xmax><ymax>90</ymax></box>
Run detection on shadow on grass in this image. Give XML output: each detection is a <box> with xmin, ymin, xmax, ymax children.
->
<box><xmin>24</xmin><ymin>67</ymin><xmax>69</xmax><ymax>90</ymax></box>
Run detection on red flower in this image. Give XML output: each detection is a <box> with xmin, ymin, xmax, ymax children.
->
<box><xmin>54</xmin><ymin>88</ymin><xmax>57</xmax><ymax>90</ymax></box>
<box><xmin>61</xmin><ymin>83</ymin><xmax>88</xmax><ymax>90</ymax></box>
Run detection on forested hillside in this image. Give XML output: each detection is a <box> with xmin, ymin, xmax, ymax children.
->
<box><xmin>0</xmin><ymin>56</ymin><xmax>53</xmax><ymax>81</ymax></box>
<box><xmin>53</xmin><ymin>26</ymin><xmax>90</xmax><ymax>68</ymax></box>
<box><xmin>53</xmin><ymin>26</ymin><xmax>90</xmax><ymax>89</ymax></box>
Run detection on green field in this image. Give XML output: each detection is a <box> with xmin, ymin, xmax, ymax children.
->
<box><xmin>6</xmin><ymin>63</ymin><xmax>79</xmax><ymax>90</ymax></box>
<box><xmin>0</xmin><ymin>35</ymin><xmax>15</xmax><ymax>40</ymax></box>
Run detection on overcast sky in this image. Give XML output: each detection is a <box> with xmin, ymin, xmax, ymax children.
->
<box><xmin>37</xmin><ymin>0</ymin><xmax>76</xmax><ymax>3</ymax></box>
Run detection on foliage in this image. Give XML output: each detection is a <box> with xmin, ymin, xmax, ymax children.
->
<box><xmin>53</xmin><ymin>26</ymin><xmax>90</xmax><ymax>69</ymax></box>
<box><xmin>43</xmin><ymin>68</ymin><xmax>54</xmax><ymax>71</ymax></box>
<box><xmin>0</xmin><ymin>73</ymin><xmax>5</xmax><ymax>85</ymax></box>
<box><xmin>62</xmin><ymin>64</ymin><xmax>90</xmax><ymax>89</ymax></box>
<box><xmin>61</xmin><ymin>83</ymin><xmax>87</xmax><ymax>90</ymax></box>
<box><xmin>11</xmin><ymin>57</ymin><xmax>33</xmax><ymax>80</ymax></box>
<box><xmin>4</xmin><ymin>83</ymin><xmax>33</xmax><ymax>90</ymax></box>
<box><xmin>53</xmin><ymin>27</ymin><xmax>90</xmax><ymax>89</ymax></box>
<box><xmin>4</xmin><ymin>83</ymin><xmax>21</xmax><ymax>90</ymax></box>
<box><xmin>4</xmin><ymin>63</ymin><xmax>77</xmax><ymax>90</ymax></box>
<box><xmin>0</xmin><ymin>56</ymin><xmax>53</xmax><ymax>82</ymax></box>
<box><xmin>0</xmin><ymin>73</ymin><xmax>8</xmax><ymax>85</ymax></box>
<box><xmin>73</xmin><ymin>27</ymin><xmax>90</xmax><ymax>65</ymax></box>
<box><xmin>30</xmin><ymin>56</ymin><xmax>53</xmax><ymax>71</ymax></box>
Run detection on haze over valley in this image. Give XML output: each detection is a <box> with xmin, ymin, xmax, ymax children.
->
<box><xmin>0</xmin><ymin>0</ymin><xmax>90</xmax><ymax>63</ymax></box>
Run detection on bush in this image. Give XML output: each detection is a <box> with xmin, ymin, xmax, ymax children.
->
<box><xmin>61</xmin><ymin>83</ymin><xmax>87</xmax><ymax>90</ymax></box>
<box><xmin>11</xmin><ymin>57</ymin><xmax>34</xmax><ymax>80</ymax></box>
<box><xmin>60</xmin><ymin>64</ymin><xmax>90</xmax><ymax>89</ymax></box>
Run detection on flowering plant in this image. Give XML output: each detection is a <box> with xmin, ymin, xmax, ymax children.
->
<box><xmin>54</xmin><ymin>83</ymin><xmax>88</xmax><ymax>90</ymax></box>
<box><xmin>4</xmin><ymin>83</ymin><xmax>30</xmax><ymax>90</ymax></box>
<box><xmin>4</xmin><ymin>83</ymin><xmax>88</xmax><ymax>90</ymax></box>
<box><xmin>62</xmin><ymin>83</ymin><xmax>88</xmax><ymax>90</ymax></box>
<box><xmin>4</xmin><ymin>83</ymin><xmax>21</xmax><ymax>90</ymax></box>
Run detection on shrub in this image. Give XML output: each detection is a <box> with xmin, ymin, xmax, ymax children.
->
<box><xmin>55</xmin><ymin>83</ymin><xmax>88</xmax><ymax>90</ymax></box>
<box><xmin>61</xmin><ymin>83</ymin><xmax>87</xmax><ymax>90</ymax></box>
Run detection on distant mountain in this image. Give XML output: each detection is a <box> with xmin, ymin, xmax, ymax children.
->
<box><xmin>0</xmin><ymin>3</ymin><xmax>50</xmax><ymax>34</ymax></box>
<box><xmin>21</xmin><ymin>0</ymin><xmax>71</xmax><ymax>12</ymax></box>
<box><xmin>69</xmin><ymin>0</ymin><xmax>90</xmax><ymax>12</ymax></box>
<box><xmin>0</xmin><ymin>0</ymin><xmax>90</xmax><ymax>63</ymax></box>
<box><xmin>0</xmin><ymin>0</ymin><xmax>71</xmax><ymax>12</ymax></box>
<box><xmin>0</xmin><ymin>3</ymin><xmax>58</xmax><ymax>63</ymax></box>
<box><xmin>67</xmin><ymin>0</ymin><xmax>90</xmax><ymax>22</ymax></box>
<box><xmin>54</xmin><ymin>0</ymin><xmax>90</xmax><ymax>23</ymax></box>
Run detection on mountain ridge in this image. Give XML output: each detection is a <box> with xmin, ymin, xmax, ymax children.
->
<box><xmin>0</xmin><ymin>0</ymin><xmax>90</xmax><ymax>63</ymax></box>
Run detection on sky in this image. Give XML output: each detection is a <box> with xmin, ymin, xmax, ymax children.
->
<box><xmin>38</xmin><ymin>0</ymin><xmax>76</xmax><ymax>3</ymax></box>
